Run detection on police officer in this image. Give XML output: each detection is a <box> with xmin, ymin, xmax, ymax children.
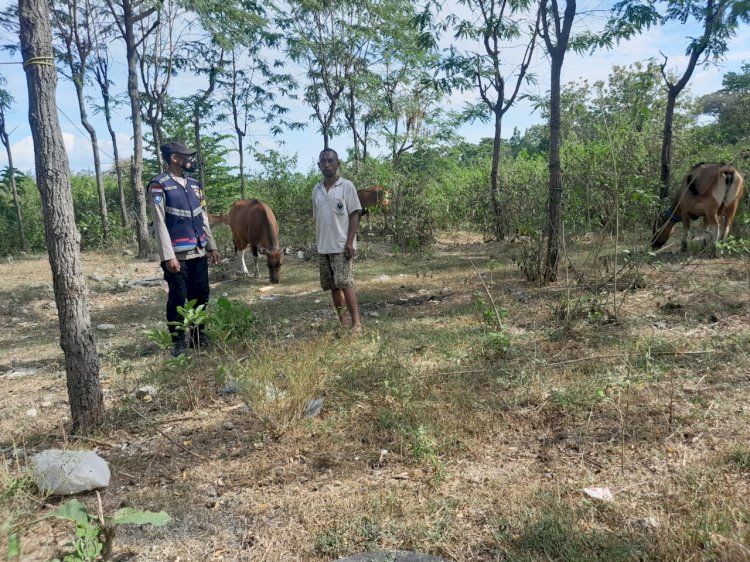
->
<box><xmin>148</xmin><ymin>141</ymin><xmax>221</xmax><ymax>356</ymax></box>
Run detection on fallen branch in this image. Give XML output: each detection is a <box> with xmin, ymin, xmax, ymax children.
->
<box><xmin>544</xmin><ymin>349</ymin><xmax>715</xmax><ymax>368</ymax></box>
<box><xmin>131</xmin><ymin>409</ymin><xmax>205</xmax><ymax>460</ymax></box>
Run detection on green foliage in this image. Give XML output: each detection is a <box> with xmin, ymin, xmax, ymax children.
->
<box><xmin>727</xmin><ymin>445</ymin><xmax>750</xmax><ymax>471</ymax></box>
<box><xmin>169</xmin><ymin>299</ymin><xmax>207</xmax><ymax>338</ymax></box>
<box><xmin>715</xmin><ymin>237</ymin><xmax>750</xmax><ymax>255</ymax></box>
<box><xmin>207</xmin><ymin>296</ymin><xmax>257</xmax><ymax>343</ymax></box>
<box><xmin>144</xmin><ymin>328</ymin><xmax>173</xmax><ymax>350</ymax></box>
<box><xmin>37</xmin><ymin>499</ymin><xmax>169</xmax><ymax>562</ymax></box>
<box><xmin>511</xmin><ymin>505</ymin><xmax>650</xmax><ymax>561</ymax></box>
<box><xmin>472</xmin><ymin>289</ymin><xmax>510</xmax><ymax>354</ymax></box>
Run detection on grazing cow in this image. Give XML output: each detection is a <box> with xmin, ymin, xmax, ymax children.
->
<box><xmin>357</xmin><ymin>185</ymin><xmax>390</xmax><ymax>230</ymax></box>
<box><xmin>210</xmin><ymin>199</ymin><xmax>281</xmax><ymax>284</ymax></box>
<box><xmin>652</xmin><ymin>162</ymin><xmax>745</xmax><ymax>254</ymax></box>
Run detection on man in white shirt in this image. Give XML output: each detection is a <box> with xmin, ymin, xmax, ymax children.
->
<box><xmin>312</xmin><ymin>148</ymin><xmax>362</xmax><ymax>333</ymax></box>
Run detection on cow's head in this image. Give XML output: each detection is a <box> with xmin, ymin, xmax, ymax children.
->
<box><xmin>266</xmin><ymin>250</ymin><xmax>282</xmax><ymax>284</ymax></box>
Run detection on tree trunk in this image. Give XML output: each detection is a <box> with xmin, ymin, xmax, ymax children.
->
<box><xmin>238</xmin><ymin>133</ymin><xmax>246</xmax><ymax>199</ymax></box>
<box><xmin>103</xmin><ymin>90</ymin><xmax>128</xmax><ymax>229</ymax></box>
<box><xmin>19</xmin><ymin>0</ymin><xmax>103</xmax><ymax>432</ymax></box>
<box><xmin>0</xmin><ymin>125</ymin><xmax>27</xmax><ymax>252</ymax></box>
<box><xmin>489</xmin><ymin>109</ymin><xmax>504</xmax><ymax>239</ymax></box>
<box><xmin>659</xmin><ymin>89</ymin><xmax>677</xmax><ymax>199</ymax></box>
<box><xmin>74</xmin><ymin>80</ymin><xmax>110</xmax><ymax>241</ymax></box>
<box><xmin>122</xmin><ymin>2</ymin><xmax>151</xmax><ymax>258</ymax></box>
<box><xmin>544</xmin><ymin>56</ymin><xmax>564</xmax><ymax>282</ymax></box>
<box><xmin>193</xmin><ymin>113</ymin><xmax>205</xmax><ymax>188</ymax></box>
<box><xmin>150</xmin><ymin>118</ymin><xmax>163</xmax><ymax>171</ymax></box>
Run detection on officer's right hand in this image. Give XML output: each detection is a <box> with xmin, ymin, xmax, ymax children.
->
<box><xmin>165</xmin><ymin>258</ymin><xmax>181</xmax><ymax>273</ymax></box>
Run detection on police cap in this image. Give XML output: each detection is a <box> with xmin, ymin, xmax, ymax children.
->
<box><xmin>160</xmin><ymin>141</ymin><xmax>196</xmax><ymax>157</ymax></box>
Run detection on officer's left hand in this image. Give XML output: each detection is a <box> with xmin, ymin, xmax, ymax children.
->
<box><xmin>210</xmin><ymin>249</ymin><xmax>221</xmax><ymax>265</ymax></box>
<box><xmin>344</xmin><ymin>243</ymin><xmax>356</xmax><ymax>260</ymax></box>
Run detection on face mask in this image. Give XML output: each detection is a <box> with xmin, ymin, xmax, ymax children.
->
<box><xmin>175</xmin><ymin>154</ymin><xmax>199</xmax><ymax>173</ymax></box>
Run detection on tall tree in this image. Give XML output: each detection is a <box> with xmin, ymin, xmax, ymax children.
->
<box><xmin>105</xmin><ymin>0</ymin><xmax>159</xmax><ymax>258</ymax></box>
<box><xmin>445</xmin><ymin>0</ymin><xmax>540</xmax><ymax>239</ymax></box>
<box><xmin>699</xmin><ymin>63</ymin><xmax>750</xmax><ymax>144</ymax></box>
<box><xmin>19</xmin><ymin>0</ymin><xmax>103</xmax><ymax>431</ymax></box>
<box><xmin>138</xmin><ymin>0</ymin><xmax>182</xmax><ymax>171</ymax></box>
<box><xmin>610</xmin><ymin>0</ymin><xmax>750</xmax><ymax>198</ymax></box>
<box><xmin>0</xmin><ymin>83</ymin><xmax>26</xmax><ymax>252</ymax></box>
<box><xmin>539</xmin><ymin>0</ymin><xmax>576</xmax><ymax>282</ymax></box>
<box><xmin>278</xmin><ymin>0</ymin><xmax>381</xmax><ymax>149</ymax></box>
<box><xmin>91</xmin><ymin>31</ymin><xmax>129</xmax><ymax>229</ymax></box>
<box><xmin>221</xmin><ymin>44</ymin><xmax>298</xmax><ymax>198</ymax></box>
<box><xmin>51</xmin><ymin>0</ymin><xmax>110</xmax><ymax>241</ymax></box>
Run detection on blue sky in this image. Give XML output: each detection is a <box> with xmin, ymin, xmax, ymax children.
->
<box><xmin>0</xmin><ymin>1</ymin><xmax>748</xmax><ymax>176</ymax></box>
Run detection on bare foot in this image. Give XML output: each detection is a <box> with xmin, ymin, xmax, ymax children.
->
<box><xmin>351</xmin><ymin>324</ymin><xmax>362</xmax><ymax>334</ymax></box>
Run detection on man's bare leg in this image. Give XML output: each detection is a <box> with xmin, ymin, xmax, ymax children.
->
<box><xmin>332</xmin><ymin>288</ymin><xmax>348</xmax><ymax>326</ymax></box>
<box><xmin>342</xmin><ymin>287</ymin><xmax>362</xmax><ymax>332</ymax></box>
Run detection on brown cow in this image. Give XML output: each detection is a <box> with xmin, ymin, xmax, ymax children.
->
<box><xmin>210</xmin><ymin>199</ymin><xmax>281</xmax><ymax>284</ymax></box>
<box><xmin>652</xmin><ymin>162</ymin><xmax>745</xmax><ymax>254</ymax></box>
<box><xmin>357</xmin><ymin>185</ymin><xmax>390</xmax><ymax>230</ymax></box>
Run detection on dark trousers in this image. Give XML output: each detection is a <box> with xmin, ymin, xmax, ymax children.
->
<box><xmin>161</xmin><ymin>256</ymin><xmax>210</xmax><ymax>342</ymax></box>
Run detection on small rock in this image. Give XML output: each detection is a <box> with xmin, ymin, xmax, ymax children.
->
<box><xmin>135</xmin><ymin>386</ymin><xmax>157</xmax><ymax>400</ymax></box>
<box><xmin>304</xmin><ymin>398</ymin><xmax>325</xmax><ymax>417</ymax></box>
<box><xmin>223</xmin><ymin>422</ymin><xmax>235</xmax><ymax>430</ymax></box>
<box><xmin>26</xmin><ymin>408</ymin><xmax>38</xmax><ymax>417</ymax></box>
<box><xmin>297</xmin><ymin>251</ymin><xmax>305</xmax><ymax>259</ymax></box>
<box><xmin>3</xmin><ymin>367</ymin><xmax>40</xmax><ymax>379</ymax></box>
<box><xmin>89</xmin><ymin>273</ymin><xmax>108</xmax><ymax>283</ymax></box>
<box><xmin>629</xmin><ymin>517</ymin><xmax>659</xmax><ymax>532</ymax></box>
<box><xmin>41</xmin><ymin>401</ymin><xmax>53</xmax><ymax>408</ymax></box>
<box><xmin>583</xmin><ymin>486</ymin><xmax>613</xmax><ymax>502</ymax></box>
<box><xmin>32</xmin><ymin>449</ymin><xmax>110</xmax><ymax>495</ymax></box>
<box><xmin>123</xmin><ymin>249</ymin><xmax>134</xmax><ymax>256</ymax></box>
<box><xmin>97</xmin><ymin>324</ymin><xmax>117</xmax><ymax>331</ymax></box>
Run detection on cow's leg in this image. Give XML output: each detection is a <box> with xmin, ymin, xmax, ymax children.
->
<box><xmin>681</xmin><ymin>216</ymin><xmax>691</xmax><ymax>252</ymax></box>
<box><xmin>251</xmin><ymin>247</ymin><xmax>260</xmax><ymax>279</ymax></box>
<box><xmin>239</xmin><ymin>249</ymin><xmax>250</xmax><ymax>275</ymax></box>
<box><xmin>721</xmin><ymin>200</ymin><xmax>741</xmax><ymax>242</ymax></box>
<box><xmin>704</xmin><ymin>213</ymin><xmax>720</xmax><ymax>256</ymax></box>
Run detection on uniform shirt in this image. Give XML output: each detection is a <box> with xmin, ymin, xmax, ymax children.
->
<box><xmin>313</xmin><ymin>177</ymin><xmax>362</xmax><ymax>254</ymax></box>
<box><xmin>149</xmin><ymin>174</ymin><xmax>218</xmax><ymax>262</ymax></box>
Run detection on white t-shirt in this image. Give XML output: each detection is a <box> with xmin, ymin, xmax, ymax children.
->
<box><xmin>312</xmin><ymin>177</ymin><xmax>362</xmax><ymax>254</ymax></box>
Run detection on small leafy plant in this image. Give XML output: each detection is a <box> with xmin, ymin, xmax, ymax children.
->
<box><xmin>472</xmin><ymin>291</ymin><xmax>510</xmax><ymax>355</ymax></box>
<box><xmin>207</xmin><ymin>296</ymin><xmax>257</xmax><ymax>343</ymax></box>
<box><xmin>39</xmin><ymin>498</ymin><xmax>170</xmax><ymax>562</ymax></box>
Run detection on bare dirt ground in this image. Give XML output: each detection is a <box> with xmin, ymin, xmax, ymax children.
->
<box><xmin>1</xmin><ymin>234</ymin><xmax>749</xmax><ymax>561</ymax></box>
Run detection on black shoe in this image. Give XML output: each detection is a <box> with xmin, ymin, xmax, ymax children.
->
<box><xmin>171</xmin><ymin>339</ymin><xmax>188</xmax><ymax>357</ymax></box>
<box><xmin>189</xmin><ymin>332</ymin><xmax>211</xmax><ymax>350</ymax></box>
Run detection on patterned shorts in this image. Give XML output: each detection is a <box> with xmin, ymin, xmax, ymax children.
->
<box><xmin>318</xmin><ymin>253</ymin><xmax>354</xmax><ymax>291</ymax></box>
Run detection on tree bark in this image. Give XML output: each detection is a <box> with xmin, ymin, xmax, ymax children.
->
<box><xmin>490</xmin><ymin>109</ymin><xmax>504</xmax><ymax>239</ymax></box>
<box><xmin>74</xmin><ymin>81</ymin><xmax>110</xmax><ymax>241</ymax></box>
<box><xmin>544</xmin><ymin>55</ymin><xmax>564</xmax><ymax>282</ymax></box>
<box><xmin>660</xmin><ymin>89</ymin><xmax>677</xmax><ymax>199</ymax></box>
<box><xmin>93</xmin><ymin>53</ymin><xmax>129</xmax><ymax>229</ymax></box>
<box><xmin>0</xmin><ymin>117</ymin><xmax>27</xmax><ymax>252</ymax></box>
<box><xmin>540</xmin><ymin>0</ymin><xmax>575</xmax><ymax>282</ymax></box>
<box><xmin>19</xmin><ymin>0</ymin><xmax>103</xmax><ymax>432</ymax></box>
<box><xmin>107</xmin><ymin>0</ymin><xmax>152</xmax><ymax>257</ymax></box>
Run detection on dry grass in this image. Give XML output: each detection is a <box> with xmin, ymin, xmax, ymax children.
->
<box><xmin>1</xmin><ymin>233</ymin><xmax>749</xmax><ymax>561</ymax></box>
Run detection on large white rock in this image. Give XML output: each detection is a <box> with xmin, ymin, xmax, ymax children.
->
<box><xmin>32</xmin><ymin>449</ymin><xmax>111</xmax><ymax>495</ymax></box>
